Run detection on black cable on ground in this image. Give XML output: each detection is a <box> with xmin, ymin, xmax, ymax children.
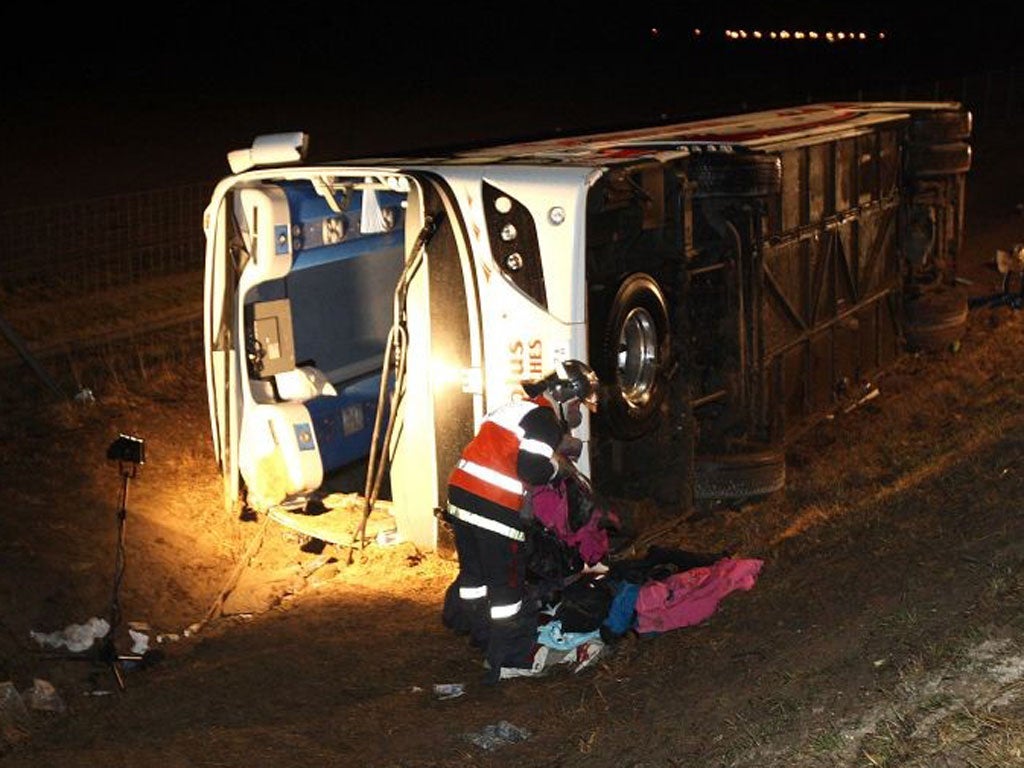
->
<box><xmin>196</xmin><ymin>514</ymin><xmax>270</xmax><ymax>630</ymax></box>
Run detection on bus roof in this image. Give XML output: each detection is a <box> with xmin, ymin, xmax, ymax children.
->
<box><xmin>345</xmin><ymin>101</ymin><xmax>964</xmax><ymax>168</ymax></box>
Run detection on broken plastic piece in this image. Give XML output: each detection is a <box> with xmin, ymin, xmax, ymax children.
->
<box><xmin>432</xmin><ymin>683</ymin><xmax>465</xmax><ymax>700</ymax></box>
<box><xmin>0</xmin><ymin>681</ymin><xmax>30</xmax><ymax>747</ymax></box>
<box><xmin>23</xmin><ymin>679</ymin><xmax>65</xmax><ymax>713</ymax></box>
<box><xmin>463</xmin><ymin>720</ymin><xmax>532</xmax><ymax>750</ymax></box>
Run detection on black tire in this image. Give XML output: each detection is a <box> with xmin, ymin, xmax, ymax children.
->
<box><xmin>905</xmin><ymin>142</ymin><xmax>972</xmax><ymax>178</ymax></box>
<box><xmin>689</xmin><ymin>152</ymin><xmax>782</xmax><ymax>198</ymax></box>
<box><xmin>694</xmin><ymin>448</ymin><xmax>786</xmax><ymax>501</ymax></box>
<box><xmin>903</xmin><ymin>287</ymin><xmax>969</xmax><ymax>352</ymax></box>
<box><xmin>598</xmin><ymin>273</ymin><xmax>671</xmax><ymax>440</ymax></box>
<box><xmin>908</xmin><ymin>110</ymin><xmax>972</xmax><ymax>143</ymax></box>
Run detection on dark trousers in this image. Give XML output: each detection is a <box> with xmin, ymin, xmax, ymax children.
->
<box><xmin>442</xmin><ymin>516</ymin><xmax>536</xmax><ymax>676</ymax></box>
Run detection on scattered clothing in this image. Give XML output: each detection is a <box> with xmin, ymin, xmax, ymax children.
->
<box><xmin>498</xmin><ymin>638</ymin><xmax>607</xmax><ymax>679</ymax></box>
<box><xmin>635</xmin><ymin>557</ymin><xmax>764</xmax><ymax>635</ymax></box>
<box><xmin>554</xmin><ymin>575</ymin><xmax>615</xmax><ymax>632</ymax></box>
<box><xmin>531</xmin><ymin>477</ymin><xmax>621</xmax><ymax>565</ymax></box>
<box><xmin>442</xmin><ymin>383</ymin><xmax>768</xmax><ymax>682</ymax></box>
<box><xmin>524</xmin><ymin>522</ymin><xmax>583</xmax><ymax>604</ymax></box>
<box><xmin>536</xmin><ymin>620</ymin><xmax>601</xmax><ymax>651</ymax></box>
<box><xmin>610</xmin><ymin>545</ymin><xmax>728</xmax><ymax>584</ymax></box>
<box><xmin>601</xmin><ymin>580</ymin><xmax>642</xmax><ymax>640</ymax></box>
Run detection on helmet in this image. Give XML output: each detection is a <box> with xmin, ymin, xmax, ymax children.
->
<box><xmin>523</xmin><ymin>359</ymin><xmax>599</xmax><ymax>408</ymax></box>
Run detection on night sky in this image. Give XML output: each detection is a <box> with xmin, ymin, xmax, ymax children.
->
<box><xmin>0</xmin><ymin>3</ymin><xmax>1017</xmax><ymax>209</ymax></box>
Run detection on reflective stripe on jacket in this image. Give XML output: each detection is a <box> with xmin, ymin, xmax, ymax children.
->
<box><xmin>448</xmin><ymin>399</ymin><xmax>556</xmax><ymax>511</ymax></box>
<box><xmin>447</xmin><ymin>503</ymin><xmax>526</xmax><ymax>541</ymax></box>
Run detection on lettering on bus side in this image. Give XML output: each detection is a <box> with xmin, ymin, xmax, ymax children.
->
<box><xmin>508</xmin><ymin>339</ymin><xmax>545</xmax><ymax>384</ymax></box>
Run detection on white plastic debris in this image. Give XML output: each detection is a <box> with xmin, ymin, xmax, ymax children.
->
<box><xmin>128</xmin><ymin>629</ymin><xmax>149</xmax><ymax>655</ymax></box>
<box><xmin>433</xmin><ymin>683</ymin><xmax>465</xmax><ymax>700</ymax></box>
<box><xmin>376</xmin><ymin>528</ymin><xmax>402</xmax><ymax>546</ymax></box>
<box><xmin>30</xmin><ymin>617</ymin><xmax>110</xmax><ymax>653</ymax></box>
<box><xmin>73</xmin><ymin>388</ymin><xmax>95</xmax><ymax>405</ymax></box>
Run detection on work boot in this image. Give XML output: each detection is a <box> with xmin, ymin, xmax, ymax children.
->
<box><xmin>481</xmin><ymin>659</ymin><xmax>501</xmax><ymax>686</ymax></box>
<box><xmin>485</xmin><ymin>604</ymin><xmax>538</xmax><ymax>676</ymax></box>
<box><xmin>441</xmin><ymin>581</ymin><xmax>469</xmax><ymax>635</ymax></box>
<box><xmin>442</xmin><ymin>580</ymin><xmax>490</xmax><ymax>649</ymax></box>
<box><xmin>466</xmin><ymin>599</ymin><xmax>490</xmax><ymax>650</ymax></box>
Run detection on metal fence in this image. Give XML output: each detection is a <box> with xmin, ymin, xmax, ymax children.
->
<box><xmin>0</xmin><ymin>182</ymin><xmax>214</xmax><ymax>297</ymax></box>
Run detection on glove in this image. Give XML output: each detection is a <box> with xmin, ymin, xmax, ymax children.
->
<box><xmin>557</xmin><ymin>435</ymin><xmax>583</xmax><ymax>461</ymax></box>
<box><xmin>565</xmin><ymin>473</ymin><xmax>595</xmax><ymax>532</ymax></box>
<box><xmin>519</xmin><ymin>491</ymin><xmax>534</xmax><ymax>522</ymax></box>
<box><xmin>553</xmin><ymin>453</ymin><xmax>575</xmax><ymax>481</ymax></box>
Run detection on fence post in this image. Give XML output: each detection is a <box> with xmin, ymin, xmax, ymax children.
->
<box><xmin>0</xmin><ymin>313</ymin><xmax>65</xmax><ymax>398</ymax></box>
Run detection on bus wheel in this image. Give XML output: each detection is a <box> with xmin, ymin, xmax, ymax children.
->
<box><xmin>903</xmin><ymin>287</ymin><xmax>969</xmax><ymax>352</ymax></box>
<box><xmin>905</xmin><ymin>142</ymin><xmax>972</xmax><ymax>178</ymax></box>
<box><xmin>694</xmin><ymin>448</ymin><xmax>787</xmax><ymax>502</ymax></box>
<box><xmin>908</xmin><ymin>110</ymin><xmax>972</xmax><ymax>143</ymax></box>
<box><xmin>599</xmin><ymin>273</ymin><xmax>670</xmax><ymax>440</ymax></box>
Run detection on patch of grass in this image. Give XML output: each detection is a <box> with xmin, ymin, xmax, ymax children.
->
<box><xmin>713</xmin><ymin>697</ymin><xmax>806</xmax><ymax>765</ymax></box>
<box><xmin>718</xmin><ymin>713</ymin><xmax>775</xmax><ymax>761</ymax></box>
<box><xmin>858</xmin><ymin>712</ymin><xmax>915</xmax><ymax>766</ymax></box>
<box><xmin>808</xmin><ymin>726</ymin><xmax>846</xmax><ymax>754</ymax></box>
<box><xmin>877</xmin><ymin>605</ymin><xmax>921</xmax><ymax>634</ymax></box>
<box><xmin>921</xmin><ymin>691</ymin><xmax>955</xmax><ymax>712</ymax></box>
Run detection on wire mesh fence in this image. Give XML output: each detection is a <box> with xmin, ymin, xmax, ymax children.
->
<box><xmin>0</xmin><ymin>182</ymin><xmax>214</xmax><ymax>298</ymax></box>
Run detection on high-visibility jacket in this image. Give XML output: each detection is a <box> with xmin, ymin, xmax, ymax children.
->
<box><xmin>448</xmin><ymin>397</ymin><xmax>564</xmax><ymax>513</ymax></box>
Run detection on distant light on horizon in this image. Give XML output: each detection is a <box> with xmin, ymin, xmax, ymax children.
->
<box><xmin>720</xmin><ymin>28</ymin><xmax>887</xmax><ymax>42</ymax></box>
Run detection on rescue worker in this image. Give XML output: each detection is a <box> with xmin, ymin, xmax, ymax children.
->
<box><xmin>442</xmin><ymin>359</ymin><xmax>600</xmax><ymax>682</ymax></box>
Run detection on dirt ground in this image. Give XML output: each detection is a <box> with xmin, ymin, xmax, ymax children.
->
<box><xmin>2</xmin><ymin>123</ymin><xmax>1024</xmax><ymax>768</ymax></box>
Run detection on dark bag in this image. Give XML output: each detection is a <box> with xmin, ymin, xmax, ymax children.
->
<box><xmin>524</xmin><ymin>523</ymin><xmax>582</xmax><ymax>602</ymax></box>
<box><xmin>609</xmin><ymin>546</ymin><xmax>729</xmax><ymax>584</ymax></box>
<box><xmin>564</xmin><ymin>473</ymin><xmax>595</xmax><ymax>532</ymax></box>
<box><xmin>555</xmin><ymin>575</ymin><xmax>614</xmax><ymax>633</ymax></box>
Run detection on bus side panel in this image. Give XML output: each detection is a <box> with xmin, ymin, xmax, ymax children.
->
<box><xmin>758</xmin><ymin>133</ymin><xmax>902</xmax><ymax>441</ymax></box>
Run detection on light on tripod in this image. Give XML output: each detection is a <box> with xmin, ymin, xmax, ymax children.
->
<box><xmin>107</xmin><ymin>434</ymin><xmax>145</xmax><ymax>472</ymax></box>
<box><xmin>48</xmin><ymin>433</ymin><xmax>160</xmax><ymax>691</ymax></box>
<box><xmin>104</xmin><ymin>432</ymin><xmax>148</xmax><ymax>689</ymax></box>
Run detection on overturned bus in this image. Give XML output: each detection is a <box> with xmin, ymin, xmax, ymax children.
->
<box><xmin>203</xmin><ymin>101</ymin><xmax>972</xmax><ymax>549</ymax></box>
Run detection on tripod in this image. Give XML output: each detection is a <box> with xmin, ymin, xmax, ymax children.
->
<box><xmin>44</xmin><ymin>436</ymin><xmax>150</xmax><ymax>690</ymax></box>
<box><xmin>99</xmin><ymin>456</ymin><xmax>145</xmax><ymax>690</ymax></box>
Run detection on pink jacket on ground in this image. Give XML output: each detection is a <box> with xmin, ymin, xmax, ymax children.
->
<box><xmin>634</xmin><ymin>558</ymin><xmax>764</xmax><ymax>634</ymax></box>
